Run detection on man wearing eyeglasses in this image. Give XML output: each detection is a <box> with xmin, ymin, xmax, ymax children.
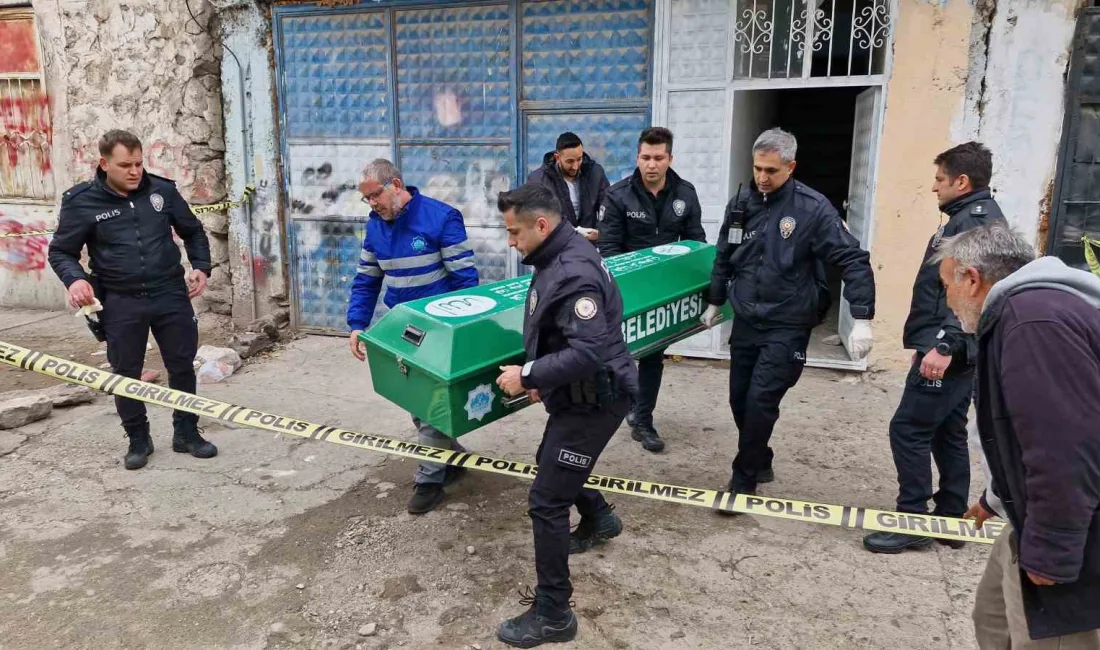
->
<box><xmin>347</xmin><ymin>158</ymin><xmax>480</xmax><ymax>514</ymax></box>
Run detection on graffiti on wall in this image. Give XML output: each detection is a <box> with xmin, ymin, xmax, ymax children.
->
<box><xmin>0</xmin><ymin>215</ymin><xmax>49</xmax><ymax>273</ymax></box>
<box><xmin>71</xmin><ymin>140</ymin><xmax>216</xmax><ymax>203</ymax></box>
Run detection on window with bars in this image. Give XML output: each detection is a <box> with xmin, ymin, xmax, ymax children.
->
<box><xmin>733</xmin><ymin>0</ymin><xmax>892</xmax><ymax>79</ymax></box>
<box><xmin>0</xmin><ymin>8</ymin><xmax>54</xmax><ymax>200</ymax></box>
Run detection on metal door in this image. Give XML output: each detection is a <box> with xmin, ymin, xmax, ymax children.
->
<box><xmin>836</xmin><ymin>85</ymin><xmax>881</xmax><ymax>369</ymax></box>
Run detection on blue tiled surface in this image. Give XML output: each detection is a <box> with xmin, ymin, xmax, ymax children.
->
<box><xmin>525</xmin><ymin>112</ymin><xmax>648</xmax><ymax>183</ymax></box>
<box><xmin>281</xmin><ymin>12</ymin><xmax>390</xmax><ymax>139</ymax></box>
<box><xmin>395</xmin><ymin>6</ymin><xmax>512</xmax><ymax>139</ymax></box>
<box><xmin>521</xmin><ymin>0</ymin><xmax>651</xmax><ymax>101</ymax></box>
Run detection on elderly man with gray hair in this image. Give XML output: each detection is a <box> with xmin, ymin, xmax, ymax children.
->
<box><xmin>700</xmin><ymin>127</ymin><xmax>876</xmax><ymax>499</ymax></box>
<box><xmin>347</xmin><ymin>158</ymin><xmax>480</xmax><ymax>515</ymax></box>
<box><xmin>935</xmin><ymin>224</ymin><xmax>1100</xmax><ymax>647</ymax></box>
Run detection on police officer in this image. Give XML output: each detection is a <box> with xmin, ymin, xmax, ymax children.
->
<box><xmin>598</xmin><ymin>127</ymin><xmax>705</xmax><ymax>453</ymax></box>
<box><xmin>48</xmin><ymin>129</ymin><xmax>216</xmax><ymax>470</ymax></box>
<box><xmin>701</xmin><ymin>128</ymin><xmax>876</xmax><ymax>498</ymax></box>
<box><xmin>495</xmin><ymin>183</ymin><xmax>637</xmax><ymax>648</ymax></box>
<box><xmin>347</xmin><ymin>158</ymin><xmax>480</xmax><ymax>515</ymax></box>
<box><xmin>863</xmin><ymin>142</ymin><xmax>1005</xmax><ymax>554</ymax></box>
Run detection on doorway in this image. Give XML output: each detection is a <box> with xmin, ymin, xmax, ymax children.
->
<box><xmin>727</xmin><ymin>85</ymin><xmax>882</xmax><ymax>368</ymax></box>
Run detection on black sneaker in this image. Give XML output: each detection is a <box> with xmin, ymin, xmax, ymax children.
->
<box><xmin>718</xmin><ymin>477</ymin><xmax>755</xmax><ymax>517</ymax></box>
<box><xmin>497</xmin><ymin>588</ymin><xmax>578</xmax><ymax>648</ymax></box>
<box><xmin>569</xmin><ymin>504</ymin><xmax>623</xmax><ymax>554</ymax></box>
<box><xmin>123</xmin><ymin>425</ymin><xmax>154</xmax><ymax>470</ymax></box>
<box><xmin>407</xmin><ymin>483</ymin><xmax>445</xmax><ymax>514</ymax></box>
<box><xmin>630</xmin><ymin>425</ymin><xmax>665</xmax><ymax>453</ymax></box>
<box><xmin>757</xmin><ymin>467</ymin><xmax>775</xmax><ymax>484</ymax></box>
<box><xmin>862</xmin><ymin>531</ymin><xmax>934</xmax><ymax>554</ymax></box>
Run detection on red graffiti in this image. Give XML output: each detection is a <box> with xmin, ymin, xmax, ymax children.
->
<box><xmin>0</xmin><ymin>93</ymin><xmax>53</xmax><ymax>174</ymax></box>
<box><xmin>0</xmin><ymin>18</ymin><xmax>40</xmax><ymax>74</ymax></box>
<box><xmin>0</xmin><ymin>217</ymin><xmax>49</xmax><ymax>272</ymax></box>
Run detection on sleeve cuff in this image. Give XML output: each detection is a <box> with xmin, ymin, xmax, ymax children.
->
<box><xmin>520</xmin><ymin>361</ymin><xmax>536</xmax><ymax>389</ymax></box>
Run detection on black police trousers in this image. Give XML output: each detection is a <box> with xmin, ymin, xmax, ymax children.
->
<box><xmin>889</xmin><ymin>360</ymin><xmax>972</xmax><ymax>517</ymax></box>
<box><xmin>631</xmin><ymin>346</ymin><xmax>667</xmax><ymax>428</ymax></box>
<box><xmin>529</xmin><ymin>394</ymin><xmax>629</xmax><ymax>609</ymax></box>
<box><xmin>100</xmin><ymin>288</ymin><xmax>199</xmax><ymax>431</ymax></box>
<box><xmin>728</xmin><ymin>321</ymin><xmax>810</xmax><ymax>492</ymax></box>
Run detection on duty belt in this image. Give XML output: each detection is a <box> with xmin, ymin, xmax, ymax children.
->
<box><xmin>569</xmin><ymin>369</ymin><xmax>617</xmax><ymax>407</ymax></box>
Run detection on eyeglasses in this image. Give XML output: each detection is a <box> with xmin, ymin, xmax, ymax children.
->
<box><xmin>361</xmin><ymin>181</ymin><xmax>391</xmax><ymax>204</ymax></box>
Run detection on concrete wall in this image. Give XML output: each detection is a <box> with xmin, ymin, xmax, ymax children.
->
<box><xmin>869</xmin><ymin>0</ymin><xmax>1077</xmax><ymax>369</ymax></box>
<box><xmin>0</xmin><ymin>0</ymin><xmax>230</xmax><ymax>313</ymax></box>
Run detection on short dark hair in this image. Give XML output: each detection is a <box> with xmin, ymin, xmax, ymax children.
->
<box><xmin>638</xmin><ymin>127</ymin><xmax>673</xmax><ymax>154</ymax></box>
<box><xmin>556</xmin><ymin>132</ymin><xmax>583</xmax><ymax>152</ymax></box>
<box><xmin>99</xmin><ymin>130</ymin><xmax>143</xmax><ymax>158</ymax></box>
<box><xmin>497</xmin><ymin>183</ymin><xmax>562</xmax><ymax>225</ymax></box>
<box><xmin>933</xmin><ymin>142</ymin><xmax>993</xmax><ymax>190</ymax></box>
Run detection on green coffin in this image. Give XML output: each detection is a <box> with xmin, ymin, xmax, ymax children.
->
<box><xmin>361</xmin><ymin>241</ymin><xmax>732</xmax><ymax>437</ymax></box>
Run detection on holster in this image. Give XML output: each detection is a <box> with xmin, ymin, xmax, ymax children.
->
<box><xmin>569</xmin><ymin>369</ymin><xmax>618</xmax><ymax>408</ymax></box>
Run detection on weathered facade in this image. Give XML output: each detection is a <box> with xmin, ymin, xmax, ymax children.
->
<box><xmin>0</xmin><ymin>0</ymin><xmax>230</xmax><ymax>313</ymax></box>
<box><xmin>0</xmin><ymin>0</ymin><xmax>1090</xmax><ymax>370</ymax></box>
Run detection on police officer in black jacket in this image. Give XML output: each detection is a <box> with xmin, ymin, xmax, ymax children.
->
<box><xmin>495</xmin><ymin>184</ymin><xmax>637</xmax><ymax>648</ymax></box>
<box><xmin>526</xmin><ymin>131</ymin><xmax>609</xmax><ymax>242</ymax></box>
<box><xmin>702</xmin><ymin>128</ymin><xmax>876</xmax><ymax>498</ymax></box>
<box><xmin>48</xmin><ymin>130</ymin><xmax>216</xmax><ymax>470</ymax></box>
<box><xmin>598</xmin><ymin>127</ymin><xmax>705</xmax><ymax>453</ymax></box>
<box><xmin>863</xmin><ymin>142</ymin><xmax>1006</xmax><ymax>554</ymax></box>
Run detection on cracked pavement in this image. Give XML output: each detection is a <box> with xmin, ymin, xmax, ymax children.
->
<box><xmin>0</xmin><ymin>311</ymin><xmax>993</xmax><ymax>649</ymax></box>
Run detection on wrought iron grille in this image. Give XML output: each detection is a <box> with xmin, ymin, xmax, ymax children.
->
<box><xmin>732</xmin><ymin>0</ymin><xmax>892</xmax><ymax>79</ymax></box>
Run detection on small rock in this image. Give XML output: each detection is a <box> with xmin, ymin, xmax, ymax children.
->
<box><xmin>437</xmin><ymin>540</ymin><xmax>454</xmax><ymax>551</ymax></box>
<box><xmin>296</xmin><ymin>583</ymin><xmax>305</xmax><ymax>590</ymax></box>
<box><xmin>230</xmin><ymin>331</ymin><xmax>275</xmax><ymax>359</ymax></box>
<box><xmin>380</xmin><ymin>575</ymin><xmax>423</xmax><ymax>600</ymax></box>
<box><xmin>471</xmin><ymin>645</ymin><xmax>482</xmax><ymax>650</ymax></box>
<box><xmin>196</xmin><ymin>345</ymin><xmax>243</xmax><ymax>370</ymax></box>
<box><xmin>0</xmin><ymin>394</ymin><xmax>52</xmax><ymax>430</ymax></box>
<box><xmin>376</xmin><ymin>492</ymin><xmax>389</xmax><ymax>499</ymax></box>
<box><xmin>466</xmin><ymin>546</ymin><xmax>476</xmax><ymax>556</ymax></box>
<box><xmin>358</xmin><ymin>623</ymin><xmax>377</xmax><ymax>637</ymax></box>
<box><xmin>269</xmin><ymin>621</ymin><xmax>287</xmax><ymax>634</ymax></box>
<box><xmin>445</xmin><ymin>503</ymin><xmax>470</xmax><ymax>511</ymax></box>
<box><xmin>671</xmin><ymin>630</ymin><xmax>685</xmax><ymax>640</ymax></box>
<box><xmin>822</xmin><ymin>334</ymin><xmax>843</xmax><ymax>346</ymax></box>
<box><xmin>376</xmin><ymin>482</ymin><xmax>396</xmax><ymax>491</ymax></box>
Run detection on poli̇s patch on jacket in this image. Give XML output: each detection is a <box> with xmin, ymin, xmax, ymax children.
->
<box><xmin>780</xmin><ymin>216</ymin><xmax>797</xmax><ymax>239</ymax></box>
<box><xmin>673</xmin><ymin>199</ymin><xmax>686</xmax><ymax>217</ymax></box>
<box><xmin>150</xmin><ymin>193</ymin><xmax>164</xmax><ymax>213</ymax></box>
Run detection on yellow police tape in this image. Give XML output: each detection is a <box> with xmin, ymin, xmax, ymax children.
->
<box><xmin>0</xmin><ymin>339</ymin><xmax>1003</xmax><ymax>545</ymax></box>
<box><xmin>0</xmin><ymin>186</ymin><xmax>256</xmax><ymax>237</ymax></box>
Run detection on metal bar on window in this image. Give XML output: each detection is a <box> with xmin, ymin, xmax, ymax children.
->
<box><xmin>749</xmin><ymin>0</ymin><xmax>757</xmax><ymax>78</ymax></box>
<box><xmin>803</xmin><ymin>0</ymin><xmax>814</xmax><ymax>78</ymax></box>
<box><xmin>848</xmin><ymin>0</ymin><xmax>856</xmax><ymax>76</ymax></box>
<box><xmin>768</xmin><ymin>0</ymin><xmax>777</xmax><ymax>78</ymax></box>
<box><xmin>828</xmin><ymin>0</ymin><xmax>836</xmax><ymax>77</ymax></box>
<box><xmin>786</xmin><ymin>0</ymin><xmax>796</xmax><ymax>78</ymax></box>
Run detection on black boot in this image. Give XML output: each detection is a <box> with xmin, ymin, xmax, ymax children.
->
<box><xmin>124</xmin><ymin>424</ymin><xmax>154</xmax><ymax>470</ymax></box>
<box><xmin>569</xmin><ymin>504</ymin><xmax>623</xmax><ymax>554</ymax></box>
<box><xmin>630</xmin><ymin>424</ymin><xmax>665</xmax><ymax>453</ymax></box>
<box><xmin>718</xmin><ymin>476</ymin><xmax>756</xmax><ymax>516</ymax></box>
<box><xmin>172</xmin><ymin>415</ymin><xmax>217</xmax><ymax>459</ymax></box>
<box><xmin>498</xmin><ymin>588</ymin><xmax>578</xmax><ymax>648</ymax></box>
<box><xmin>862</xmin><ymin>531</ymin><xmax>933</xmax><ymax>554</ymax></box>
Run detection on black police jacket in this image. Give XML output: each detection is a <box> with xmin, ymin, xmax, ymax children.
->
<box><xmin>48</xmin><ymin>169</ymin><xmax>212</xmax><ymax>296</ymax></box>
<box><xmin>708</xmin><ymin>179</ymin><xmax>875</xmax><ymax>329</ymax></box>
<box><xmin>526</xmin><ymin>151</ymin><xmax>610</xmax><ymax>230</ymax></box>
<box><xmin>597</xmin><ymin>168</ymin><xmax>706</xmax><ymax>256</ymax></box>
<box><xmin>902</xmin><ymin>189</ymin><xmax>1005</xmax><ymax>357</ymax></box>
<box><xmin>519</xmin><ymin>221</ymin><xmax>638</xmax><ymax>413</ymax></box>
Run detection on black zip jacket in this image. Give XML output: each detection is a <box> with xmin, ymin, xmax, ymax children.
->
<box><xmin>519</xmin><ymin>222</ymin><xmax>638</xmax><ymax>413</ymax></box>
<box><xmin>708</xmin><ymin>179</ymin><xmax>875</xmax><ymax>329</ymax></box>
<box><xmin>596</xmin><ymin>168</ymin><xmax>706</xmax><ymax>256</ymax></box>
<box><xmin>902</xmin><ymin>189</ymin><xmax>1005</xmax><ymax>357</ymax></box>
<box><xmin>526</xmin><ymin>151</ymin><xmax>610</xmax><ymax>229</ymax></box>
<box><xmin>49</xmin><ymin>169</ymin><xmax>211</xmax><ymax>296</ymax></box>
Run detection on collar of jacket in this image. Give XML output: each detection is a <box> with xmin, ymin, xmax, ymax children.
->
<box><xmin>94</xmin><ymin>167</ymin><xmax>152</xmax><ymax>199</ymax></box>
<box><xmin>941</xmin><ymin>188</ymin><xmax>993</xmax><ymax>217</ymax></box>
<box><xmin>522</xmin><ymin>220</ymin><xmax>572</xmax><ymax>269</ymax></box>
<box><xmin>630</xmin><ymin>166</ymin><xmax>684</xmax><ymax>197</ymax></box>
<box><xmin>750</xmin><ymin>176</ymin><xmax>796</xmax><ymax>204</ymax></box>
<box><xmin>371</xmin><ymin>186</ymin><xmax>421</xmax><ymax>223</ymax></box>
<box><xmin>541</xmin><ymin>151</ymin><xmax>595</xmax><ymax>180</ymax></box>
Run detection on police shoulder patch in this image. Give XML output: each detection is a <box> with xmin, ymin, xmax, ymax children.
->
<box><xmin>574</xmin><ymin>296</ymin><xmax>598</xmax><ymax>320</ymax></box>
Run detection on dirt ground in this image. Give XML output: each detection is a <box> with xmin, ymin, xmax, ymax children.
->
<box><xmin>0</xmin><ymin>310</ymin><xmax>993</xmax><ymax>650</ymax></box>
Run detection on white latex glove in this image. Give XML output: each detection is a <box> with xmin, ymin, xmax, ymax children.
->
<box><xmin>700</xmin><ymin>304</ymin><xmax>722</xmax><ymax>329</ymax></box>
<box><xmin>846</xmin><ymin>320</ymin><xmax>874</xmax><ymax>360</ymax></box>
<box><xmin>574</xmin><ymin>226</ymin><xmax>598</xmax><ymax>241</ymax></box>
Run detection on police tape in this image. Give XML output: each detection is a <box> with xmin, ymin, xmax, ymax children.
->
<box><xmin>0</xmin><ymin>229</ymin><xmax>56</xmax><ymax>239</ymax></box>
<box><xmin>0</xmin><ymin>339</ymin><xmax>1004</xmax><ymax>545</ymax></box>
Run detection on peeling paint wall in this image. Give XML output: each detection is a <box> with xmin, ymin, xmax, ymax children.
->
<box><xmin>0</xmin><ymin>0</ymin><xmax>230</xmax><ymax>312</ymax></box>
<box><xmin>216</xmin><ymin>2</ymin><xmax>285</xmax><ymax>324</ymax></box>
<box><xmin>973</xmin><ymin>0</ymin><xmax>1077</xmax><ymax>248</ymax></box>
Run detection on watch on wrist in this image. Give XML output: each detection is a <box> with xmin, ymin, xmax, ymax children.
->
<box><xmin>934</xmin><ymin>341</ymin><xmax>953</xmax><ymax>357</ymax></box>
